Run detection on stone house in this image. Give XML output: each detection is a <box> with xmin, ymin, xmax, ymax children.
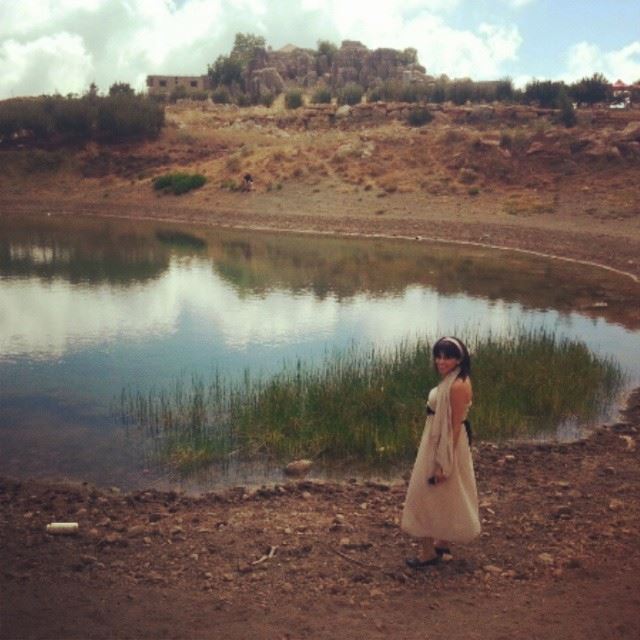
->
<box><xmin>146</xmin><ymin>75</ymin><xmax>212</xmax><ymax>97</ymax></box>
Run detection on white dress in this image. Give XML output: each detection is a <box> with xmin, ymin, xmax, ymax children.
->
<box><xmin>401</xmin><ymin>386</ymin><xmax>481</xmax><ymax>543</ymax></box>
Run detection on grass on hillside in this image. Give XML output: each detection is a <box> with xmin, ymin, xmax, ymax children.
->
<box><xmin>152</xmin><ymin>172</ymin><xmax>206</xmax><ymax>195</ymax></box>
<box><xmin>120</xmin><ymin>329</ymin><xmax>624</xmax><ymax>473</ymax></box>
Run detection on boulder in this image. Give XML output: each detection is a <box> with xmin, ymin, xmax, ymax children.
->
<box><xmin>284</xmin><ymin>459</ymin><xmax>313</xmax><ymax>477</ymax></box>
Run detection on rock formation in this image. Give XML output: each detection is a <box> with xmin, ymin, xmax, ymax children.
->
<box><xmin>243</xmin><ymin>40</ymin><xmax>432</xmax><ymax>101</ymax></box>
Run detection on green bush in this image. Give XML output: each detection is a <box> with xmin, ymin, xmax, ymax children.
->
<box><xmin>235</xmin><ymin>92</ymin><xmax>251</xmax><ymax>107</ymax></box>
<box><xmin>211</xmin><ymin>88</ymin><xmax>231</xmax><ymax>104</ymax></box>
<box><xmin>284</xmin><ymin>89</ymin><xmax>304</xmax><ymax>109</ymax></box>
<box><xmin>97</xmin><ymin>95</ymin><xmax>164</xmax><ymax>141</ymax></box>
<box><xmin>0</xmin><ymin>94</ymin><xmax>164</xmax><ymax>144</ymax></box>
<box><xmin>337</xmin><ymin>83</ymin><xmax>364</xmax><ymax>106</ymax></box>
<box><xmin>259</xmin><ymin>92</ymin><xmax>275</xmax><ymax>107</ymax></box>
<box><xmin>558</xmin><ymin>92</ymin><xmax>577</xmax><ymax>128</ymax></box>
<box><xmin>407</xmin><ymin>106</ymin><xmax>433</xmax><ymax>127</ymax></box>
<box><xmin>523</xmin><ymin>80</ymin><xmax>566</xmax><ymax>108</ymax></box>
<box><xmin>169</xmin><ymin>86</ymin><xmax>188</xmax><ymax>102</ymax></box>
<box><xmin>190</xmin><ymin>91</ymin><xmax>209</xmax><ymax>101</ymax></box>
<box><xmin>311</xmin><ymin>87</ymin><xmax>332</xmax><ymax>104</ymax></box>
<box><xmin>153</xmin><ymin>172</ymin><xmax>206</xmax><ymax>195</ymax></box>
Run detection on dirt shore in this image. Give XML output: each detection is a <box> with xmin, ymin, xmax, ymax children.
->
<box><xmin>2</xmin><ymin>390</ymin><xmax>639</xmax><ymax>640</ymax></box>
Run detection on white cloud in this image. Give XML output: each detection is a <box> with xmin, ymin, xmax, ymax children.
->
<box><xmin>0</xmin><ymin>33</ymin><xmax>93</xmax><ymax>97</ymax></box>
<box><xmin>500</xmin><ymin>0</ymin><xmax>535</xmax><ymax>7</ymax></box>
<box><xmin>565</xmin><ymin>40</ymin><xmax>640</xmax><ymax>84</ymax></box>
<box><xmin>0</xmin><ymin>0</ymin><xmax>524</xmax><ymax>98</ymax></box>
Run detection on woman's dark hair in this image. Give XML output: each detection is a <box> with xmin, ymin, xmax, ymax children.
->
<box><xmin>432</xmin><ymin>336</ymin><xmax>471</xmax><ymax>380</ymax></box>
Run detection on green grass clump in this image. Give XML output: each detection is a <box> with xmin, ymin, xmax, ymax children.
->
<box><xmin>121</xmin><ymin>329</ymin><xmax>624</xmax><ymax>473</ymax></box>
<box><xmin>284</xmin><ymin>90</ymin><xmax>304</xmax><ymax>110</ymax></box>
<box><xmin>153</xmin><ymin>172</ymin><xmax>206</xmax><ymax>195</ymax></box>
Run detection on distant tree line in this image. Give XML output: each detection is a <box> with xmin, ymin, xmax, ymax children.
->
<box><xmin>0</xmin><ymin>83</ymin><xmax>164</xmax><ymax>146</ymax></box>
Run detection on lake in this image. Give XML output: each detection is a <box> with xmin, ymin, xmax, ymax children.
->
<box><xmin>1</xmin><ymin>214</ymin><xmax>638</xmax><ymax>490</ymax></box>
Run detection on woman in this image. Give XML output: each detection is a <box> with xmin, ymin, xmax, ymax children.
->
<box><xmin>401</xmin><ymin>336</ymin><xmax>480</xmax><ymax>568</ymax></box>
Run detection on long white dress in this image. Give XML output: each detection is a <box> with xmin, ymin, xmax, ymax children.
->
<box><xmin>401</xmin><ymin>386</ymin><xmax>481</xmax><ymax>543</ymax></box>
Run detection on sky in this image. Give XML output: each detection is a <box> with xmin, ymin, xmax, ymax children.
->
<box><xmin>1</xmin><ymin>0</ymin><xmax>639</xmax><ymax>99</ymax></box>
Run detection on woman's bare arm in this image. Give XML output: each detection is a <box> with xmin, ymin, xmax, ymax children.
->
<box><xmin>450</xmin><ymin>380</ymin><xmax>472</xmax><ymax>451</ymax></box>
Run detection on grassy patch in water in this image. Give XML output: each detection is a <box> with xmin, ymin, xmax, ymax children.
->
<box><xmin>120</xmin><ymin>330</ymin><xmax>624</xmax><ymax>472</ymax></box>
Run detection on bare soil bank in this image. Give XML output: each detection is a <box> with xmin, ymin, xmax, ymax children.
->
<box><xmin>2</xmin><ymin>392</ymin><xmax>639</xmax><ymax>640</ymax></box>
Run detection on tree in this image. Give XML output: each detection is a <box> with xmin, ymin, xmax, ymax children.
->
<box><xmin>208</xmin><ymin>55</ymin><xmax>243</xmax><ymax>86</ymax></box>
<box><xmin>109</xmin><ymin>82</ymin><xmax>134</xmax><ymax>97</ymax></box>
<box><xmin>208</xmin><ymin>32</ymin><xmax>265</xmax><ymax>89</ymax></box>
<box><xmin>569</xmin><ymin>73</ymin><xmax>611</xmax><ymax>105</ymax></box>
<box><xmin>230</xmin><ymin>32</ymin><xmax>266</xmax><ymax>67</ymax></box>
<box><xmin>557</xmin><ymin>90</ymin><xmax>577</xmax><ymax>127</ymax></box>
<box><xmin>523</xmin><ymin>80</ymin><xmax>565</xmax><ymax>108</ymax></box>
<box><xmin>317</xmin><ymin>40</ymin><xmax>338</xmax><ymax>66</ymax></box>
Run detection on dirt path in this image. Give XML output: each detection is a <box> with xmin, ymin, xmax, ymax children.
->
<box><xmin>2</xmin><ymin>391</ymin><xmax>639</xmax><ymax>640</ymax></box>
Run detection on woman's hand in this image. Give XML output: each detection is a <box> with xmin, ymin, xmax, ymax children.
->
<box><xmin>428</xmin><ymin>467</ymin><xmax>447</xmax><ymax>485</ymax></box>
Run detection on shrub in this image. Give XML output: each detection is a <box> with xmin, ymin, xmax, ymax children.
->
<box><xmin>284</xmin><ymin>89</ymin><xmax>304</xmax><ymax>109</ymax></box>
<box><xmin>169</xmin><ymin>85</ymin><xmax>188</xmax><ymax>102</ymax></box>
<box><xmin>523</xmin><ymin>80</ymin><xmax>566</xmax><ymax>108</ymax></box>
<box><xmin>153</xmin><ymin>172</ymin><xmax>206</xmax><ymax>195</ymax></box>
<box><xmin>311</xmin><ymin>87</ymin><xmax>332</xmax><ymax>104</ymax></box>
<box><xmin>97</xmin><ymin>95</ymin><xmax>164</xmax><ymax>141</ymax></box>
<box><xmin>337</xmin><ymin>83</ymin><xmax>364</xmax><ymax>106</ymax></box>
<box><xmin>190</xmin><ymin>91</ymin><xmax>209</xmax><ymax>101</ymax></box>
<box><xmin>235</xmin><ymin>92</ymin><xmax>251</xmax><ymax>107</ymax></box>
<box><xmin>557</xmin><ymin>92</ymin><xmax>577</xmax><ymax>128</ymax></box>
<box><xmin>108</xmin><ymin>82</ymin><xmax>135</xmax><ymax>97</ymax></box>
<box><xmin>0</xmin><ymin>94</ymin><xmax>164</xmax><ymax>145</ymax></box>
<box><xmin>569</xmin><ymin>73</ymin><xmax>611</xmax><ymax>105</ymax></box>
<box><xmin>259</xmin><ymin>92</ymin><xmax>275</xmax><ymax>107</ymax></box>
<box><xmin>407</xmin><ymin>107</ymin><xmax>433</xmax><ymax>127</ymax></box>
<box><xmin>211</xmin><ymin>88</ymin><xmax>231</xmax><ymax>104</ymax></box>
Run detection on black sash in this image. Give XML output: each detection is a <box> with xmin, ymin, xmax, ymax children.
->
<box><xmin>426</xmin><ymin>405</ymin><xmax>472</xmax><ymax>445</ymax></box>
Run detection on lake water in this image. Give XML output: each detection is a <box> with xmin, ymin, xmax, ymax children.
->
<box><xmin>1</xmin><ymin>214</ymin><xmax>639</xmax><ymax>490</ymax></box>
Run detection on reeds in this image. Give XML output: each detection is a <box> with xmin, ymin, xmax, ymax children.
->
<box><xmin>120</xmin><ymin>329</ymin><xmax>624</xmax><ymax>473</ymax></box>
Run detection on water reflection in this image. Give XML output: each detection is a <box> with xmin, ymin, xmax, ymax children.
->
<box><xmin>0</xmin><ymin>214</ymin><xmax>638</xmax><ymax>490</ymax></box>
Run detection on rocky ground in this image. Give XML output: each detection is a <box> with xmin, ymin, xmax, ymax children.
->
<box><xmin>2</xmin><ymin>390</ymin><xmax>639</xmax><ymax>639</ymax></box>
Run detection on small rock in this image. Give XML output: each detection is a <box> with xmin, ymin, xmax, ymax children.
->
<box><xmin>339</xmin><ymin>537</ymin><xmax>351</xmax><ymax>547</ymax></box>
<box><xmin>170</xmin><ymin>526</ymin><xmax>185</xmax><ymax>536</ymax></box>
<box><xmin>503</xmin><ymin>454</ymin><xmax>516</xmax><ymax>463</ymax></box>
<box><xmin>619</xmin><ymin>435</ymin><xmax>636</xmax><ymax>451</ymax></box>
<box><xmin>80</xmin><ymin>554</ymin><xmax>98</xmax><ymax>566</ymax></box>
<box><xmin>483</xmin><ymin>564</ymin><xmax>503</xmax><ymax>576</ymax></box>
<box><xmin>609</xmin><ymin>499</ymin><xmax>624</xmax><ymax>512</ymax></box>
<box><xmin>284</xmin><ymin>459</ymin><xmax>313</xmax><ymax>477</ymax></box>
<box><xmin>537</xmin><ymin>553</ymin><xmax>554</xmax><ymax>566</ymax></box>
<box><xmin>552</xmin><ymin>505</ymin><xmax>573</xmax><ymax>519</ymax></box>
<box><xmin>603</xmin><ymin>466</ymin><xmax>616</xmax><ymax>476</ymax></box>
<box><xmin>127</xmin><ymin>525</ymin><xmax>145</xmax><ymax>538</ymax></box>
<box><xmin>222</xmin><ymin>573</ymin><xmax>234</xmax><ymax>582</ymax></box>
<box><xmin>301</xmin><ymin>491</ymin><xmax>312</xmax><ymax>500</ymax></box>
